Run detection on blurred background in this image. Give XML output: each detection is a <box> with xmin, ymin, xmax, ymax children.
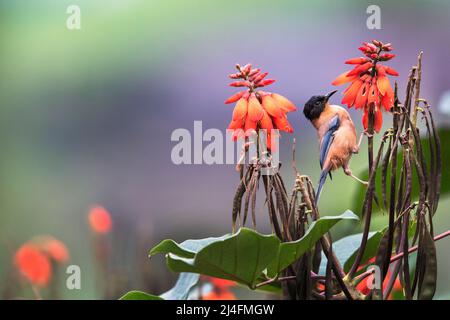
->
<box><xmin>0</xmin><ymin>0</ymin><xmax>449</xmax><ymax>299</ymax></box>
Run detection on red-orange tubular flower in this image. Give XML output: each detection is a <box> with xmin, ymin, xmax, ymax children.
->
<box><xmin>202</xmin><ymin>276</ymin><xmax>237</xmax><ymax>300</ymax></box>
<box><xmin>356</xmin><ymin>258</ymin><xmax>402</xmax><ymax>300</ymax></box>
<box><xmin>14</xmin><ymin>244</ymin><xmax>52</xmax><ymax>287</ymax></box>
<box><xmin>332</xmin><ymin>40</ymin><xmax>399</xmax><ymax>133</ymax></box>
<box><xmin>202</xmin><ymin>291</ymin><xmax>237</xmax><ymax>300</ymax></box>
<box><xmin>88</xmin><ymin>205</ymin><xmax>112</xmax><ymax>234</ymax></box>
<box><xmin>14</xmin><ymin>236</ymin><xmax>70</xmax><ymax>288</ymax></box>
<box><xmin>225</xmin><ymin>63</ymin><xmax>296</xmax><ymax>150</ymax></box>
<box><xmin>32</xmin><ymin>235</ymin><xmax>70</xmax><ymax>263</ymax></box>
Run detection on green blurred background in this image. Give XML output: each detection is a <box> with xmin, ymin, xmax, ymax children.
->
<box><xmin>0</xmin><ymin>0</ymin><xmax>449</xmax><ymax>299</ymax></box>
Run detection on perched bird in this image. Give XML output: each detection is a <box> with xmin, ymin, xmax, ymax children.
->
<box><xmin>303</xmin><ymin>90</ymin><xmax>367</xmax><ymax>205</ymax></box>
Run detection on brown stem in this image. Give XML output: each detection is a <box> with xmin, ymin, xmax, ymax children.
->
<box><xmin>391</xmin><ymin>229</ymin><xmax>450</xmax><ymax>263</ymax></box>
<box><xmin>348</xmin><ymin>117</ymin><xmax>379</xmax><ymax>279</ymax></box>
<box><xmin>355</xmin><ymin>229</ymin><xmax>450</xmax><ymax>286</ymax></box>
<box><xmin>411</xmin><ymin>51</ymin><xmax>423</xmax><ymax>129</ymax></box>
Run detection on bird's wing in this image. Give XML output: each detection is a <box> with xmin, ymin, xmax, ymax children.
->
<box><xmin>319</xmin><ymin>115</ymin><xmax>340</xmax><ymax>170</ymax></box>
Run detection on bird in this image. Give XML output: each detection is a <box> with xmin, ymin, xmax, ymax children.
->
<box><xmin>303</xmin><ymin>90</ymin><xmax>367</xmax><ymax>205</ymax></box>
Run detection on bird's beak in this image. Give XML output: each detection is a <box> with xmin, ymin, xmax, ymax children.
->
<box><xmin>325</xmin><ymin>90</ymin><xmax>338</xmax><ymax>102</ymax></box>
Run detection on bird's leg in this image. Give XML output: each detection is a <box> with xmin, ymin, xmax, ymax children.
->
<box><xmin>236</xmin><ymin>141</ymin><xmax>253</xmax><ymax>172</ymax></box>
<box><xmin>343</xmin><ymin>165</ymin><xmax>368</xmax><ymax>186</ymax></box>
<box><xmin>354</xmin><ymin>130</ymin><xmax>373</xmax><ymax>154</ymax></box>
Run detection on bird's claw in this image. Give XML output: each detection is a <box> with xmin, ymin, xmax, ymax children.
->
<box><xmin>363</xmin><ymin>131</ymin><xmax>374</xmax><ymax>138</ymax></box>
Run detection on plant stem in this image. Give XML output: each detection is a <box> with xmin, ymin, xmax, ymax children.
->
<box><xmin>411</xmin><ymin>51</ymin><xmax>423</xmax><ymax>130</ymax></box>
<box><xmin>391</xmin><ymin>229</ymin><xmax>450</xmax><ymax>263</ymax></box>
<box><xmin>348</xmin><ymin>116</ymin><xmax>378</xmax><ymax>279</ymax></box>
<box><xmin>355</xmin><ymin>229</ymin><xmax>450</xmax><ymax>284</ymax></box>
<box><xmin>296</xmin><ymin>175</ymin><xmax>354</xmax><ymax>299</ymax></box>
<box><xmin>31</xmin><ymin>285</ymin><xmax>42</xmax><ymax>300</ymax></box>
<box><xmin>256</xmin><ymin>273</ymin><xmax>328</xmax><ymax>289</ymax></box>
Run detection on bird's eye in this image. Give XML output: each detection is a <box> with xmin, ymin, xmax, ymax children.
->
<box><xmin>315</xmin><ymin>101</ymin><xmax>320</xmax><ymax>106</ymax></box>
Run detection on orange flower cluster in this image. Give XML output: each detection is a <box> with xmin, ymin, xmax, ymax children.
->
<box><xmin>88</xmin><ymin>205</ymin><xmax>112</xmax><ymax>234</ymax></box>
<box><xmin>332</xmin><ymin>40</ymin><xmax>398</xmax><ymax>133</ymax></box>
<box><xmin>201</xmin><ymin>277</ymin><xmax>237</xmax><ymax>300</ymax></box>
<box><xmin>14</xmin><ymin>236</ymin><xmax>69</xmax><ymax>287</ymax></box>
<box><xmin>225</xmin><ymin>64</ymin><xmax>296</xmax><ymax>150</ymax></box>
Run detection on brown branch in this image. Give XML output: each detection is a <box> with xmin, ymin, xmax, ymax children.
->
<box><xmin>354</xmin><ymin>229</ymin><xmax>450</xmax><ymax>284</ymax></box>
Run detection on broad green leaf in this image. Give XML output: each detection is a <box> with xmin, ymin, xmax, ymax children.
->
<box><xmin>120</xmin><ymin>273</ymin><xmax>200</xmax><ymax>301</ymax></box>
<box><xmin>318</xmin><ymin>231</ymin><xmax>383</xmax><ymax>275</ymax></box>
<box><xmin>150</xmin><ymin>235</ymin><xmax>230</xmax><ymax>259</ymax></box>
<box><xmin>119</xmin><ymin>291</ymin><xmax>163</xmax><ymax>300</ymax></box>
<box><xmin>266</xmin><ymin>210</ymin><xmax>359</xmax><ymax>277</ymax></box>
<box><xmin>342</xmin><ymin>230</ymin><xmax>384</xmax><ymax>272</ymax></box>
<box><xmin>166</xmin><ymin>228</ymin><xmax>280</xmax><ymax>287</ymax></box>
<box><xmin>151</xmin><ymin>211</ymin><xmax>358</xmax><ymax>289</ymax></box>
<box><xmin>160</xmin><ymin>273</ymin><xmax>200</xmax><ymax>300</ymax></box>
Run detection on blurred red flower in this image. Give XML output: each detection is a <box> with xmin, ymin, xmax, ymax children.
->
<box><xmin>38</xmin><ymin>236</ymin><xmax>70</xmax><ymax>263</ymax></box>
<box><xmin>201</xmin><ymin>276</ymin><xmax>237</xmax><ymax>300</ymax></box>
<box><xmin>14</xmin><ymin>244</ymin><xmax>51</xmax><ymax>287</ymax></box>
<box><xmin>332</xmin><ymin>40</ymin><xmax>398</xmax><ymax>133</ymax></box>
<box><xmin>88</xmin><ymin>205</ymin><xmax>112</xmax><ymax>234</ymax></box>
<box><xmin>355</xmin><ymin>258</ymin><xmax>402</xmax><ymax>300</ymax></box>
<box><xmin>209</xmin><ymin>277</ymin><xmax>236</xmax><ymax>289</ymax></box>
<box><xmin>226</xmin><ymin>64</ymin><xmax>296</xmax><ymax>150</ymax></box>
<box><xmin>202</xmin><ymin>291</ymin><xmax>237</xmax><ymax>300</ymax></box>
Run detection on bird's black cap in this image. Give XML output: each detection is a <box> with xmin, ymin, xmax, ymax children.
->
<box><xmin>303</xmin><ymin>90</ymin><xmax>337</xmax><ymax>121</ymax></box>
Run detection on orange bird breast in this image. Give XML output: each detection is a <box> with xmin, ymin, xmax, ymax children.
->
<box><xmin>313</xmin><ymin>104</ymin><xmax>357</xmax><ymax>171</ymax></box>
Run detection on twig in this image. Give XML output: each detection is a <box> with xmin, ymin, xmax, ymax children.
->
<box><xmin>255</xmin><ymin>273</ymin><xmax>328</xmax><ymax>289</ymax></box>
<box><xmin>390</xmin><ymin>229</ymin><xmax>450</xmax><ymax>263</ymax></box>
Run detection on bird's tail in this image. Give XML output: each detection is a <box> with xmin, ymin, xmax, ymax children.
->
<box><xmin>315</xmin><ymin>169</ymin><xmax>329</xmax><ymax>206</ymax></box>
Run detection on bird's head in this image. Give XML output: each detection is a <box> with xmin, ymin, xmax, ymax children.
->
<box><xmin>303</xmin><ymin>90</ymin><xmax>337</xmax><ymax>121</ymax></box>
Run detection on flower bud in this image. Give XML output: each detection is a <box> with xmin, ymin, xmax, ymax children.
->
<box><xmin>347</xmin><ymin>62</ymin><xmax>373</xmax><ymax>77</ymax></box>
<box><xmin>229</xmin><ymin>81</ymin><xmax>250</xmax><ymax>87</ymax></box>
<box><xmin>385</xmin><ymin>67</ymin><xmax>399</xmax><ymax>76</ymax></box>
<box><xmin>376</xmin><ymin>64</ymin><xmax>386</xmax><ymax>77</ymax></box>
<box><xmin>332</xmin><ymin>71</ymin><xmax>358</xmax><ymax>86</ymax></box>
<box><xmin>253</xmin><ymin>72</ymin><xmax>268</xmax><ymax>83</ymax></box>
<box><xmin>382</xmin><ymin>43</ymin><xmax>393</xmax><ymax>51</ymax></box>
<box><xmin>366</xmin><ymin>43</ymin><xmax>377</xmax><ymax>51</ymax></box>
<box><xmin>225</xmin><ymin>91</ymin><xmax>245</xmax><ymax>104</ymax></box>
<box><xmin>242</xmin><ymin>64</ymin><xmax>252</xmax><ymax>75</ymax></box>
<box><xmin>248</xmin><ymin>68</ymin><xmax>261</xmax><ymax>77</ymax></box>
<box><xmin>378</xmin><ymin>53</ymin><xmax>396</xmax><ymax>61</ymax></box>
<box><xmin>345</xmin><ymin>57</ymin><xmax>369</xmax><ymax>65</ymax></box>
<box><xmin>256</xmin><ymin>79</ymin><xmax>276</xmax><ymax>87</ymax></box>
<box><xmin>372</xmin><ymin>39</ymin><xmax>383</xmax><ymax>47</ymax></box>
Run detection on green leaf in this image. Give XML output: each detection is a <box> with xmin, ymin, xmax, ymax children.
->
<box><xmin>166</xmin><ymin>228</ymin><xmax>280</xmax><ymax>287</ymax></box>
<box><xmin>266</xmin><ymin>210</ymin><xmax>359</xmax><ymax>277</ymax></box>
<box><xmin>151</xmin><ymin>211</ymin><xmax>358</xmax><ymax>289</ymax></box>
<box><xmin>150</xmin><ymin>235</ymin><xmax>230</xmax><ymax>259</ymax></box>
<box><xmin>352</xmin><ymin>128</ymin><xmax>450</xmax><ymax>215</ymax></box>
<box><xmin>318</xmin><ymin>230</ymin><xmax>384</xmax><ymax>275</ymax></box>
<box><xmin>119</xmin><ymin>291</ymin><xmax>163</xmax><ymax>300</ymax></box>
<box><xmin>160</xmin><ymin>273</ymin><xmax>200</xmax><ymax>300</ymax></box>
<box><xmin>342</xmin><ymin>230</ymin><xmax>384</xmax><ymax>273</ymax></box>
